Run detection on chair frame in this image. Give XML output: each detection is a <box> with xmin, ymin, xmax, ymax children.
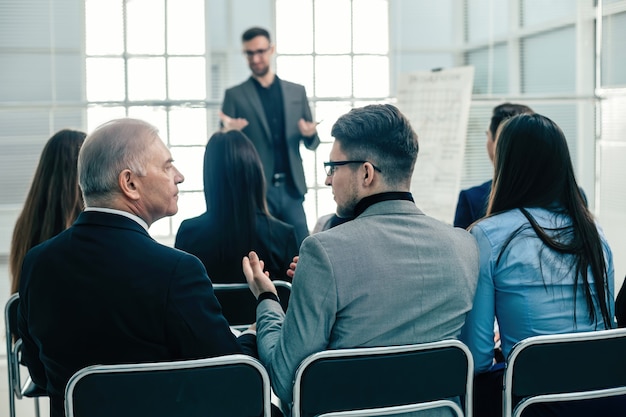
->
<box><xmin>503</xmin><ymin>328</ymin><xmax>626</xmax><ymax>417</ymax></box>
<box><xmin>5</xmin><ymin>293</ymin><xmax>45</xmax><ymax>417</ymax></box>
<box><xmin>213</xmin><ymin>279</ymin><xmax>292</xmax><ymax>331</ymax></box>
<box><xmin>65</xmin><ymin>354</ymin><xmax>272</xmax><ymax>417</ymax></box>
<box><xmin>292</xmin><ymin>339</ymin><xmax>473</xmax><ymax>417</ymax></box>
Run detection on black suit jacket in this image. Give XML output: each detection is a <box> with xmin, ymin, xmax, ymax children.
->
<box><xmin>17</xmin><ymin>211</ymin><xmax>256</xmax><ymax>417</ymax></box>
<box><xmin>221</xmin><ymin>76</ymin><xmax>320</xmax><ymax>197</ymax></box>
<box><xmin>175</xmin><ymin>211</ymin><xmax>298</xmax><ymax>283</ymax></box>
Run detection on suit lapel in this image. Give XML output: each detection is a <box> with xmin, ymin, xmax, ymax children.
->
<box><xmin>242</xmin><ymin>78</ymin><xmax>272</xmax><ymax>143</ymax></box>
<box><xmin>281</xmin><ymin>80</ymin><xmax>297</xmax><ymax>141</ymax></box>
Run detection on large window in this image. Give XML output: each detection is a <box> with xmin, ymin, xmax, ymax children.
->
<box><xmin>85</xmin><ymin>0</ymin><xmax>217</xmax><ymax>239</ymax></box>
<box><xmin>275</xmin><ymin>0</ymin><xmax>390</xmax><ymax>230</ymax></box>
<box><xmin>84</xmin><ymin>0</ymin><xmax>390</xmax><ymax>239</ymax></box>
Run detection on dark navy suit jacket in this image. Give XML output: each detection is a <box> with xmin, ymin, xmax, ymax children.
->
<box><xmin>453</xmin><ymin>180</ymin><xmax>589</xmax><ymax>230</ymax></box>
<box><xmin>18</xmin><ymin>211</ymin><xmax>256</xmax><ymax>417</ymax></box>
<box><xmin>453</xmin><ymin>180</ymin><xmax>492</xmax><ymax>229</ymax></box>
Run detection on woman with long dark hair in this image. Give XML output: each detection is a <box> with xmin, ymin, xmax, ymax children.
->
<box><xmin>461</xmin><ymin>113</ymin><xmax>620</xmax><ymax>416</ymax></box>
<box><xmin>10</xmin><ymin>129</ymin><xmax>86</xmax><ymax>294</ymax></box>
<box><xmin>175</xmin><ymin>130</ymin><xmax>298</xmax><ymax>283</ymax></box>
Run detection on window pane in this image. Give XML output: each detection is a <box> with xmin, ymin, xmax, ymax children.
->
<box><xmin>85</xmin><ymin>0</ymin><xmax>123</xmax><ymax>55</ymax></box>
<box><xmin>171</xmin><ymin>146</ymin><xmax>204</xmax><ymax>192</ymax></box>
<box><xmin>86</xmin><ymin>58</ymin><xmax>125</xmax><ymax>101</ymax></box>
<box><xmin>465</xmin><ymin>43</ymin><xmax>508</xmax><ymax>95</ymax></box>
<box><xmin>353</xmin><ymin>0</ymin><xmax>388</xmax><ymax>54</ymax></box>
<box><xmin>167</xmin><ymin>0</ymin><xmax>205</xmax><ymax>55</ymax></box>
<box><xmin>304</xmin><ymin>187</ymin><xmax>336</xmax><ymax>228</ymax></box>
<box><xmin>276</xmin><ymin>56</ymin><xmax>314</xmax><ymax>96</ymax></box>
<box><xmin>466</xmin><ymin>0</ymin><xmax>509</xmax><ymax>43</ymax></box>
<box><xmin>521</xmin><ymin>0</ymin><xmax>576</xmax><ymax>27</ymax></box>
<box><xmin>127</xmin><ymin>106</ymin><xmax>168</xmax><ymax>142</ymax></box>
<box><xmin>276</xmin><ymin>0</ymin><xmax>313</xmax><ymax>53</ymax></box>
<box><xmin>127</xmin><ymin>0</ymin><xmax>165</xmax><ymax>54</ymax></box>
<box><xmin>87</xmin><ymin>106</ymin><xmax>126</xmax><ymax>132</ymax></box>
<box><xmin>314</xmin><ymin>142</ymin><xmax>334</xmax><ymax>185</ymax></box>
<box><xmin>521</xmin><ymin>26</ymin><xmax>575</xmax><ymax>94</ymax></box>
<box><xmin>168</xmin><ymin>57</ymin><xmax>206</xmax><ymax>100</ymax></box>
<box><xmin>353</xmin><ymin>56</ymin><xmax>389</xmax><ymax>98</ymax></box>
<box><xmin>150</xmin><ymin>216</ymin><xmax>171</xmax><ymax>237</ymax></box>
<box><xmin>315</xmin><ymin>55</ymin><xmax>352</xmax><ymax>97</ymax></box>
<box><xmin>315</xmin><ymin>101</ymin><xmax>353</xmax><ymax>140</ymax></box>
<box><xmin>173</xmin><ymin>191</ymin><xmax>206</xmax><ymax>231</ymax></box>
<box><xmin>602</xmin><ymin>12</ymin><xmax>626</xmax><ymax>87</ymax></box>
<box><xmin>127</xmin><ymin>57</ymin><xmax>166</xmax><ymax>100</ymax></box>
<box><xmin>169</xmin><ymin>108</ymin><xmax>208</xmax><ymax>146</ymax></box>
<box><xmin>315</xmin><ymin>0</ymin><xmax>351</xmax><ymax>54</ymax></box>
<box><xmin>460</xmin><ymin>104</ymin><xmax>496</xmax><ymax>189</ymax></box>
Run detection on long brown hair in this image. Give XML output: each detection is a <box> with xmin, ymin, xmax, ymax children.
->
<box><xmin>9</xmin><ymin>129</ymin><xmax>86</xmax><ymax>293</ymax></box>
<box><xmin>488</xmin><ymin>114</ymin><xmax>612</xmax><ymax>328</ymax></box>
<box><xmin>203</xmin><ymin>130</ymin><xmax>269</xmax><ymax>264</ymax></box>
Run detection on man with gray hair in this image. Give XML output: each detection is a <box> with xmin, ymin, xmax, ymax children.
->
<box><xmin>18</xmin><ymin>118</ymin><xmax>256</xmax><ymax>417</ymax></box>
<box><xmin>244</xmin><ymin>104</ymin><xmax>479</xmax><ymax>416</ymax></box>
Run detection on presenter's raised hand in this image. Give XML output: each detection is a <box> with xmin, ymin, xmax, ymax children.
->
<box><xmin>219</xmin><ymin>110</ymin><xmax>249</xmax><ymax>132</ymax></box>
<box><xmin>298</xmin><ymin>118</ymin><xmax>318</xmax><ymax>137</ymax></box>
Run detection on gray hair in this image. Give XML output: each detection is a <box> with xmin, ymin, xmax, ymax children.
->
<box><xmin>78</xmin><ymin>118</ymin><xmax>159</xmax><ymax>206</ymax></box>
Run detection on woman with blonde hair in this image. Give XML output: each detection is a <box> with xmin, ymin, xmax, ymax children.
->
<box><xmin>10</xmin><ymin>129</ymin><xmax>86</xmax><ymax>293</ymax></box>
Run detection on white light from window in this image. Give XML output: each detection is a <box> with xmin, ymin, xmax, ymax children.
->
<box><xmin>86</xmin><ymin>58</ymin><xmax>125</xmax><ymax>101</ymax></box>
<box><xmin>85</xmin><ymin>0</ymin><xmax>124</xmax><ymax>55</ymax></box>
<box><xmin>127</xmin><ymin>58</ymin><xmax>167</xmax><ymax>100</ymax></box>
<box><xmin>168</xmin><ymin>57</ymin><xmax>206</xmax><ymax>100</ymax></box>
<box><xmin>126</xmin><ymin>0</ymin><xmax>165</xmax><ymax>54</ymax></box>
<box><xmin>167</xmin><ymin>0</ymin><xmax>205</xmax><ymax>55</ymax></box>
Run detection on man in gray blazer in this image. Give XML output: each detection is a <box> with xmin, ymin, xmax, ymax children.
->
<box><xmin>244</xmin><ymin>104</ymin><xmax>480</xmax><ymax>416</ymax></box>
<box><xmin>220</xmin><ymin>27</ymin><xmax>320</xmax><ymax>246</ymax></box>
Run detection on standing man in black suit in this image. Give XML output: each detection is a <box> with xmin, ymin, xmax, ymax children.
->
<box><xmin>17</xmin><ymin>118</ymin><xmax>256</xmax><ymax>417</ymax></box>
<box><xmin>220</xmin><ymin>26</ymin><xmax>320</xmax><ymax>246</ymax></box>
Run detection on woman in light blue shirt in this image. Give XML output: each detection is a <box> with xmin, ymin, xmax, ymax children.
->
<box><xmin>461</xmin><ymin>113</ymin><xmax>618</xmax><ymax>417</ymax></box>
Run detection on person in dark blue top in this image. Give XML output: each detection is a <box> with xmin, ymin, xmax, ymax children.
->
<box><xmin>454</xmin><ymin>103</ymin><xmax>534</xmax><ymax>229</ymax></box>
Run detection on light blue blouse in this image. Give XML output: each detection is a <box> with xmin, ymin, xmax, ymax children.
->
<box><xmin>461</xmin><ymin>207</ymin><xmax>615</xmax><ymax>373</ymax></box>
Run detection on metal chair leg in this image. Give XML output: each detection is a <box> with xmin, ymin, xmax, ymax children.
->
<box><xmin>34</xmin><ymin>397</ymin><xmax>41</xmax><ymax>417</ymax></box>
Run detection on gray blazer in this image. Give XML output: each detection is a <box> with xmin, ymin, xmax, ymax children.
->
<box><xmin>256</xmin><ymin>199</ymin><xmax>480</xmax><ymax>414</ymax></box>
<box><xmin>221</xmin><ymin>77</ymin><xmax>320</xmax><ymax>197</ymax></box>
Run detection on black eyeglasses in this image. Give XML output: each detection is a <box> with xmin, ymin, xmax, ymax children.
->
<box><xmin>323</xmin><ymin>160</ymin><xmax>382</xmax><ymax>176</ymax></box>
<box><xmin>244</xmin><ymin>46</ymin><xmax>272</xmax><ymax>58</ymax></box>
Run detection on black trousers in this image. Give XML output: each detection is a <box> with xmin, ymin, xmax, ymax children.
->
<box><xmin>266</xmin><ymin>182</ymin><xmax>309</xmax><ymax>246</ymax></box>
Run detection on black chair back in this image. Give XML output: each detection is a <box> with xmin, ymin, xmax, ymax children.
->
<box><xmin>214</xmin><ymin>280</ymin><xmax>291</xmax><ymax>329</ymax></box>
<box><xmin>292</xmin><ymin>340</ymin><xmax>473</xmax><ymax>417</ymax></box>
<box><xmin>65</xmin><ymin>354</ymin><xmax>271</xmax><ymax>417</ymax></box>
<box><xmin>504</xmin><ymin>328</ymin><xmax>626</xmax><ymax>417</ymax></box>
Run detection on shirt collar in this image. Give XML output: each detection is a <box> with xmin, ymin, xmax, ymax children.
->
<box><xmin>353</xmin><ymin>192</ymin><xmax>415</xmax><ymax>218</ymax></box>
<box><xmin>84</xmin><ymin>207</ymin><xmax>149</xmax><ymax>231</ymax></box>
